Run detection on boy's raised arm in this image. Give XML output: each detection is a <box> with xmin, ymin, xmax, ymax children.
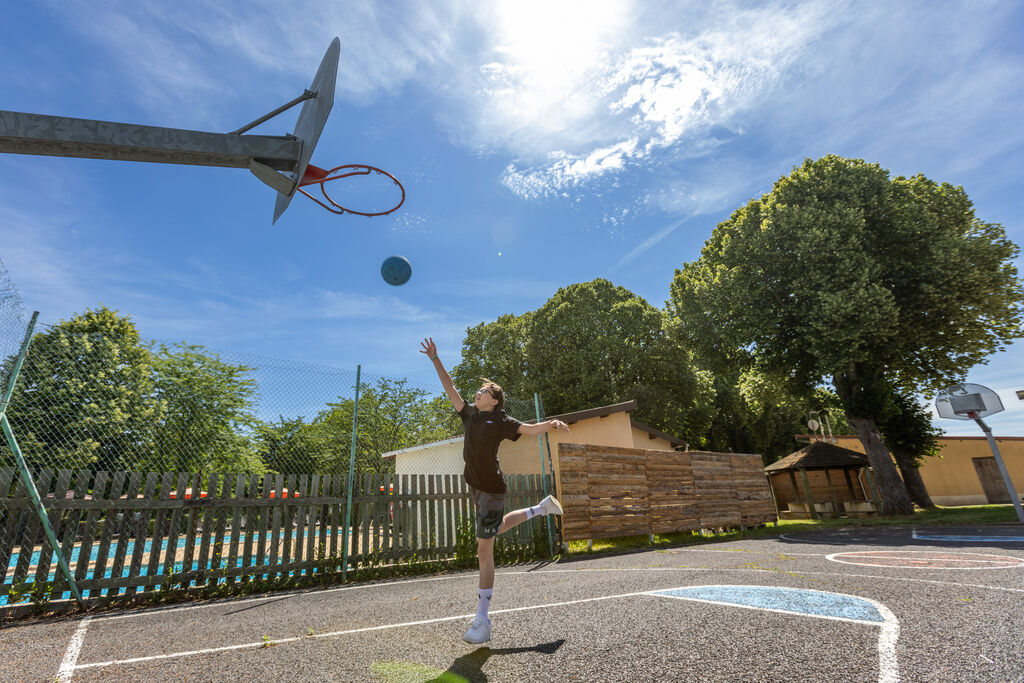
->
<box><xmin>420</xmin><ymin>337</ymin><xmax>465</xmax><ymax>413</ymax></box>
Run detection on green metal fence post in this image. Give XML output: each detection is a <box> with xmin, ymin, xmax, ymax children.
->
<box><xmin>534</xmin><ymin>393</ymin><xmax>554</xmax><ymax>557</ymax></box>
<box><xmin>341</xmin><ymin>365</ymin><xmax>361</xmax><ymax>581</ymax></box>
<box><xmin>0</xmin><ymin>312</ymin><xmax>85</xmax><ymax>606</ymax></box>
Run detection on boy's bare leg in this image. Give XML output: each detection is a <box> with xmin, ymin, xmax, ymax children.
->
<box><xmin>497</xmin><ymin>508</ymin><xmax>528</xmax><ymax>534</ymax></box>
<box><xmin>478</xmin><ymin>537</ymin><xmax>495</xmax><ymax>589</ymax></box>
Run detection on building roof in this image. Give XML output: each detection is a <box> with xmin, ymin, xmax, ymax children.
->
<box><xmin>630</xmin><ymin>417</ymin><xmax>687</xmax><ymax>448</ymax></box>
<box><xmin>381</xmin><ymin>399</ymin><xmax>685</xmax><ymax>457</ymax></box>
<box><xmin>765</xmin><ymin>440</ymin><xmax>870</xmax><ymax>472</ymax></box>
<box><xmin>548</xmin><ymin>400</ymin><xmax>637</xmax><ymax>423</ymax></box>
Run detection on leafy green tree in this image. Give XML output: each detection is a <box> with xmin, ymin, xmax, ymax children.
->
<box><xmin>526</xmin><ymin>279</ymin><xmax>714</xmax><ymax>439</ymax></box>
<box><xmin>258</xmin><ymin>416</ymin><xmax>318</xmax><ymax>475</ymax></box>
<box><xmin>668</xmin><ymin>155</ymin><xmax>1023</xmax><ymax>514</ymax></box>
<box><xmin>147</xmin><ymin>343</ymin><xmax>265</xmax><ymax>474</ymax></box>
<box><xmin>453</xmin><ymin>279</ymin><xmax>713</xmax><ymax>444</ymax></box>
<box><xmin>257</xmin><ymin>378</ymin><xmax>461</xmax><ymax>475</ymax></box>
<box><xmin>2</xmin><ymin>307</ymin><xmax>163</xmax><ymax>471</ymax></box>
<box><xmin>452</xmin><ymin>312</ymin><xmax>533</xmax><ymax>400</ymax></box>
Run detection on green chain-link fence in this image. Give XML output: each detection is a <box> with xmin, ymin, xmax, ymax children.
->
<box><xmin>0</xmin><ymin>303</ymin><xmax>555</xmax><ymax>611</ymax></box>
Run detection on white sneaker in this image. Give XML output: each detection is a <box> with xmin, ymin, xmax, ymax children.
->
<box><xmin>463</xmin><ymin>616</ymin><xmax>491</xmax><ymax>644</ymax></box>
<box><xmin>538</xmin><ymin>495</ymin><xmax>563</xmax><ymax>516</ymax></box>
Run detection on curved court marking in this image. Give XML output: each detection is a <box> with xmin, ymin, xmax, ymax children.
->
<box><xmin>827</xmin><ymin>550</ymin><xmax>1024</xmax><ymax>569</ymax></box>
<box><xmin>911</xmin><ymin>530</ymin><xmax>1024</xmax><ymax>543</ymax></box>
<box><xmin>59</xmin><ymin>563</ymin><xmax>1024</xmax><ymax>679</ymax></box>
<box><xmin>66</xmin><ymin>588</ymin><xmax>658</xmax><ymax>674</ymax></box>
<box><xmin>650</xmin><ymin>585</ymin><xmax>898</xmax><ymax>683</ymax></box>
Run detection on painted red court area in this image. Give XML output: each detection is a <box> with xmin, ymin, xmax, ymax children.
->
<box><xmin>827</xmin><ymin>550</ymin><xmax>1024</xmax><ymax>569</ymax></box>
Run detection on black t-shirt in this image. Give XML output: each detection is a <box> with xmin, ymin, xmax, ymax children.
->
<box><xmin>458</xmin><ymin>403</ymin><xmax>523</xmax><ymax>494</ymax></box>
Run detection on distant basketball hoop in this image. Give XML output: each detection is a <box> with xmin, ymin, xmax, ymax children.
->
<box><xmin>935</xmin><ymin>382</ymin><xmax>1022</xmax><ymax>521</ymax></box>
<box><xmin>934</xmin><ymin>383</ymin><xmax>1004</xmax><ymax>420</ymax></box>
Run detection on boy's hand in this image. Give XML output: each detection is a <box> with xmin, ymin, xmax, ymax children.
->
<box><xmin>549</xmin><ymin>419</ymin><xmax>570</xmax><ymax>433</ymax></box>
<box><xmin>420</xmin><ymin>337</ymin><xmax>438</xmax><ymax>360</ymax></box>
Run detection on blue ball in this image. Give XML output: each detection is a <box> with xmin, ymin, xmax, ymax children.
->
<box><xmin>381</xmin><ymin>255</ymin><xmax>412</xmax><ymax>286</ymax></box>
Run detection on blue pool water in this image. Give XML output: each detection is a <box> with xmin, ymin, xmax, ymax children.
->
<box><xmin>3</xmin><ymin>529</ymin><xmax>345</xmax><ymax>605</ymax></box>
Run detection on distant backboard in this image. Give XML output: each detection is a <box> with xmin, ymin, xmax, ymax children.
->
<box><xmin>273</xmin><ymin>38</ymin><xmax>340</xmax><ymax>224</ymax></box>
<box><xmin>935</xmin><ymin>383</ymin><xmax>1005</xmax><ymax>420</ymax></box>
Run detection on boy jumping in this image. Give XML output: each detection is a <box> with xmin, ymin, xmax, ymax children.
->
<box><xmin>420</xmin><ymin>337</ymin><xmax>568</xmax><ymax>644</ymax></box>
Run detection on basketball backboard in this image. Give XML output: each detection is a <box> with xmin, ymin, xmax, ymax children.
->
<box><xmin>272</xmin><ymin>37</ymin><xmax>340</xmax><ymax>223</ymax></box>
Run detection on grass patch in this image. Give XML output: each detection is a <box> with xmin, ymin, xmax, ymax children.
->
<box><xmin>565</xmin><ymin>504</ymin><xmax>1021</xmax><ymax>556</ymax></box>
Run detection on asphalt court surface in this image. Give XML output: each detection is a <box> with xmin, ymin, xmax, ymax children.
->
<box><xmin>3</xmin><ymin>524</ymin><xmax>1022</xmax><ymax>682</ymax></box>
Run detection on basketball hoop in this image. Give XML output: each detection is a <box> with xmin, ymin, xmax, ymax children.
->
<box><xmin>297</xmin><ymin>163</ymin><xmax>406</xmax><ymax>217</ymax></box>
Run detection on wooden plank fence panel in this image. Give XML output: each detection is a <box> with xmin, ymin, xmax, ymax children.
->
<box><xmin>107</xmin><ymin>471</ymin><xmax>141</xmax><ymax>596</ymax></box>
<box><xmin>125</xmin><ymin>472</ymin><xmax>158</xmax><ymax>598</ymax></box>
<box><xmin>309</xmin><ymin>474</ymin><xmax>322</xmax><ymax>574</ymax></box>
<box><xmin>556</xmin><ymin>443</ymin><xmax>775</xmax><ymax>541</ymax></box>
<box><xmin>0</xmin><ymin>468</ymin><xmax>24</xmax><ymax>586</ymax></box>
<box><xmin>197</xmin><ymin>472</ymin><xmax>219</xmax><ymax>588</ymax></box>
<box><xmin>22</xmin><ymin>470</ymin><xmax>55</xmax><ymax>589</ymax></box>
<box><xmin>162</xmin><ymin>473</ymin><xmax>189</xmax><ymax>588</ymax></box>
<box><xmin>76</xmin><ymin>471</ymin><xmax>108</xmax><ymax>596</ymax></box>
<box><xmin>179</xmin><ymin>473</ymin><xmax>201</xmax><ymax>588</ymax></box>
<box><xmin>227</xmin><ymin>473</ymin><xmax>246</xmax><ymax>585</ymax></box>
<box><xmin>327</xmin><ymin>474</ymin><xmax>340</xmax><ymax>564</ymax></box>
<box><xmin>293</xmin><ymin>474</ymin><xmax>307</xmax><ymax>575</ymax></box>
<box><xmin>242</xmin><ymin>473</ymin><xmax>258</xmax><ymax>580</ymax></box>
<box><xmin>269</xmin><ymin>474</ymin><xmax>283</xmax><ymax>580</ymax></box>
<box><xmin>142</xmin><ymin>472</ymin><xmax>173</xmax><ymax>593</ymax></box>
<box><xmin>92</xmin><ymin>471</ymin><xmax>125</xmax><ymax>597</ymax></box>
<box><xmin>371</xmin><ymin>474</ymin><xmax>382</xmax><ymax>564</ymax></box>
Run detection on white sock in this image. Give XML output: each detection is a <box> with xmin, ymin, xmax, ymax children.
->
<box><xmin>525</xmin><ymin>504</ymin><xmax>544</xmax><ymax>519</ymax></box>
<box><xmin>476</xmin><ymin>588</ymin><xmax>493</xmax><ymax>621</ymax></box>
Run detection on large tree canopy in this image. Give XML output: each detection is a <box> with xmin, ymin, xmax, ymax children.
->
<box><xmin>3</xmin><ymin>307</ymin><xmax>163</xmax><ymax>471</ymax></box>
<box><xmin>453</xmin><ymin>279</ymin><xmax>715</xmax><ymax>443</ymax></box>
<box><xmin>668</xmin><ymin>155</ymin><xmax>1023</xmax><ymax>514</ymax></box>
<box><xmin>148</xmin><ymin>342</ymin><xmax>264</xmax><ymax>474</ymax></box>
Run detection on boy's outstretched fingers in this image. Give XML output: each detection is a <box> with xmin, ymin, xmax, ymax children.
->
<box><xmin>420</xmin><ymin>337</ymin><xmax>437</xmax><ymax>357</ymax></box>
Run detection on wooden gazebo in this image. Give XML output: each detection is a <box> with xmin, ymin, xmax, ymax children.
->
<box><xmin>765</xmin><ymin>441</ymin><xmax>881</xmax><ymax>519</ymax></box>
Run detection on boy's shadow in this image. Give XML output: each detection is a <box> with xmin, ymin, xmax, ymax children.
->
<box><xmin>426</xmin><ymin>639</ymin><xmax>566</xmax><ymax>683</ymax></box>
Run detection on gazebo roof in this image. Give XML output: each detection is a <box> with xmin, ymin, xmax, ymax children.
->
<box><xmin>765</xmin><ymin>440</ymin><xmax>869</xmax><ymax>472</ymax></box>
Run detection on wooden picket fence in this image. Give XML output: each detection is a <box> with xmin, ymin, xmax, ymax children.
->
<box><xmin>558</xmin><ymin>444</ymin><xmax>776</xmax><ymax>541</ymax></box>
<box><xmin>0</xmin><ymin>468</ymin><xmax>550</xmax><ymax>609</ymax></box>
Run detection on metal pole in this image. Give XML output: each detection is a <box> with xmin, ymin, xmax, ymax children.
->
<box><xmin>230</xmin><ymin>90</ymin><xmax>317</xmax><ymax>135</ymax></box>
<box><xmin>534</xmin><ymin>393</ymin><xmax>554</xmax><ymax>556</ymax></box>
<box><xmin>0</xmin><ymin>312</ymin><xmax>85</xmax><ymax>606</ymax></box>
<box><xmin>975</xmin><ymin>418</ymin><xmax>1024</xmax><ymax>522</ymax></box>
<box><xmin>341</xmin><ymin>365</ymin><xmax>361</xmax><ymax>580</ymax></box>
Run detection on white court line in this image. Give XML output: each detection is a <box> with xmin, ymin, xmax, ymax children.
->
<box><xmin>64</xmin><ymin>564</ymin><xmax>1023</xmax><ymax>675</ymax></box>
<box><xmin>827</xmin><ymin>551</ymin><xmax>1024</xmax><ymax>569</ymax></box>
<box><xmin>55</xmin><ymin>616</ymin><xmax>91</xmax><ymax>682</ymax></box>
<box><xmin>92</xmin><ymin>572</ymin><xmax>496</xmax><ymax>622</ymax></box>
<box><xmin>912</xmin><ymin>529</ymin><xmax>1024</xmax><ymax>543</ymax></box>
<box><xmin>73</xmin><ymin>589</ymin><xmax>654</xmax><ymax>671</ymax></box>
<box><xmin>658</xmin><ymin>546</ymin><xmax>825</xmax><ymax>557</ymax></box>
<box><xmin>653</xmin><ymin>586</ymin><xmax>899</xmax><ymax>683</ymax></box>
<box><xmin>520</xmin><ymin>567</ymin><xmax>1024</xmax><ymax>594</ymax></box>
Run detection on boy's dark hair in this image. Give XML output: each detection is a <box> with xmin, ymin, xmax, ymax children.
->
<box><xmin>480</xmin><ymin>377</ymin><xmax>505</xmax><ymax>410</ymax></box>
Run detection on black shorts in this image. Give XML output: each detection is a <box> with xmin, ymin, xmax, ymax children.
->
<box><xmin>471</xmin><ymin>487</ymin><xmax>506</xmax><ymax>539</ymax></box>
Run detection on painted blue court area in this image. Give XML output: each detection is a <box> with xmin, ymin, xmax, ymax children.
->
<box><xmin>3</xmin><ymin>525</ymin><xmax>1020</xmax><ymax>682</ymax></box>
<box><xmin>652</xmin><ymin>585</ymin><xmax>886</xmax><ymax>623</ymax></box>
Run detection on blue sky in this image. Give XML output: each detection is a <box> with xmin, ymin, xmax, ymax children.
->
<box><xmin>1</xmin><ymin>0</ymin><xmax>1022</xmax><ymax>436</ymax></box>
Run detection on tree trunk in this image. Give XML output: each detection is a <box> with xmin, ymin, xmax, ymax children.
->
<box><xmin>892</xmin><ymin>450</ymin><xmax>936</xmax><ymax>508</ymax></box>
<box><xmin>847</xmin><ymin>415</ymin><xmax>915</xmax><ymax>515</ymax></box>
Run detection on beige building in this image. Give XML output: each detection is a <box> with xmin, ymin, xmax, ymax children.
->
<box><xmin>382</xmin><ymin>400</ymin><xmax>685</xmax><ymax>497</ymax></box>
<box><xmin>803</xmin><ymin>435</ymin><xmax>1024</xmax><ymax>507</ymax></box>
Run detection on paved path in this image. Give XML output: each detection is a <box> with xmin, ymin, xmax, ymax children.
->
<box><xmin>3</xmin><ymin>524</ymin><xmax>1022</xmax><ymax>682</ymax></box>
